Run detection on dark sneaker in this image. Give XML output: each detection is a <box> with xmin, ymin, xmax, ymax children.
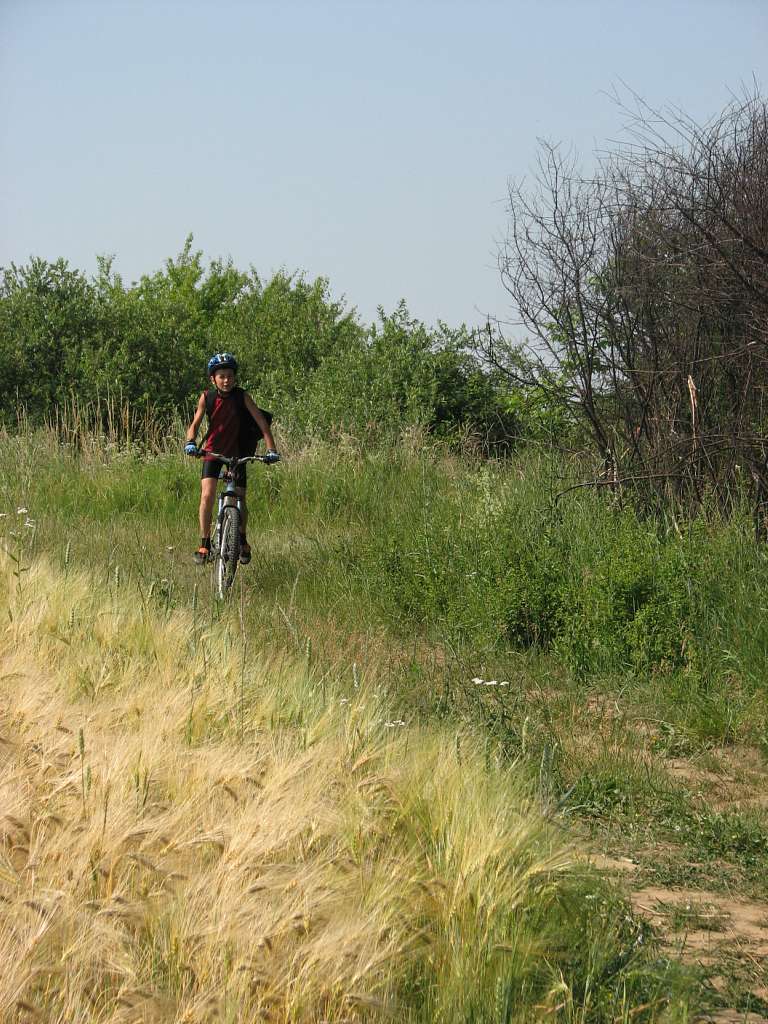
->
<box><xmin>193</xmin><ymin>546</ymin><xmax>210</xmax><ymax>565</ymax></box>
<box><xmin>239</xmin><ymin>541</ymin><xmax>251</xmax><ymax>565</ymax></box>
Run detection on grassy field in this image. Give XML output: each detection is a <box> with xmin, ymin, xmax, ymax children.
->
<box><xmin>1</xmin><ymin>424</ymin><xmax>767</xmax><ymax>1021</ymax></box>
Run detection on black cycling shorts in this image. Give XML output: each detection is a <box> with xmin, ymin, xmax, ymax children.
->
<box><xmin>201</xmin><ymin>459</ymin><xmax>246</xmax><ymax>487</ymax></box>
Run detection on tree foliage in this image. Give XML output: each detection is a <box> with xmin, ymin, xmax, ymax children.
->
<box><xmin>1</xmin><ymin>236</ymin><xmax>516</xmax><ymax>450</ymax></box>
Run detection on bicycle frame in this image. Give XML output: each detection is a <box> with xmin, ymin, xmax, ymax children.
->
<box><xmin>202</xmin><ymin>451</ymin><xmax>273</xmax><ymax>597</ymax></box>
<box><xmin>215</xmin><ymin>465</ymin><xmax>242</xmax><ymax>528</ymax></box>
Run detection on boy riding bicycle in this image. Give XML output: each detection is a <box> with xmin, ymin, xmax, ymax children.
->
<box><xmin>185</xmin><ymin>352</ymin><xmax>279</xmax><ymax>565</ymax></box>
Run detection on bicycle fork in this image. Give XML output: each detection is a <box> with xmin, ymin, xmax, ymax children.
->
<box><xmin>214</xmin><ymin>482</ymin><xmax>241</xmax><ymax>550</ymax></box>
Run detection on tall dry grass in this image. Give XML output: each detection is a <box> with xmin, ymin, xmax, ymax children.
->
<box><xmin>45</xmin><ymin>390</ymin><xmax>177</xmax><ymax>456</ymax></box>
<box><xmin>0</xmin><ymin>551</ymin><xmax>579</xmax><ymax>1023</ymax></box>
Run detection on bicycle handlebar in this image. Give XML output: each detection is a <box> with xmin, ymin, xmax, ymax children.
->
<box><xmin>196</xmin><ymin>450</ymin><xmax>277</xmax><ymax>465</ymax></box>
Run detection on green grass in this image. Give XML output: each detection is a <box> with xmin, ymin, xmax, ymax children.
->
<box><xmin>3</xmin><ymin>428</ymin><xmax>768</xmax><ymax>755</ymax></box>
<box><xmin>1</xmin><ymin>515</ymin><xmax>706</xmax><ymax>1023</ymax></box>
<box><xmin>661</xmin><ymin>898</ymin><xmax>730</xmax><ymax>933</ymax></box>
<box><xmin>4</xmin><ymin>428</ymin><xmax>768</xmax><ymax>745</ymax></box>
<box><xmin>3</xmin><ymin>424</ymin><xmax>768</xmax><ymax>1017</ymax></box>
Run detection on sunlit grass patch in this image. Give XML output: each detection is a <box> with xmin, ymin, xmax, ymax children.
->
<box><xmin>663</xmin><ymin>899</ymin><xmax>731</xmax><ymax>933</ymax></box>
<box><xmin>0</xmin><ymin>551</ymin><xmax>704</xmax><ymax>1021</ymax></box>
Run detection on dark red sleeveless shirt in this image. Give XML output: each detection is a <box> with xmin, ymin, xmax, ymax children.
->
<box><xmin>202</xmin><ymin>391</ymin><xmax>240</xmax><ymax>459</ymax></box>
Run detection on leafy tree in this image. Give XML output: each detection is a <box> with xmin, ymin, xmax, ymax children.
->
<box><xmin>0</xmin><ymin>239</ymin><xmax>519</xmax><ymax>452</ymax></box>
<box><xmin>290</xmin><ymin>301</ymin><xmax>518</xmax><ymax>448</ymax></box>
<box><xmin>82</xmin><ymin>237</ymin><xmax>248</xmax><ymax>414</ymax></box>
<box><xmin>0</xmin><ymin>257</ymin><xmax>97</xmax><ymax>420</ymax></box>
<box><xmin>230</xmin><ymin>270</ymin><xmax>364</xmax><ymax>406</ymax></box>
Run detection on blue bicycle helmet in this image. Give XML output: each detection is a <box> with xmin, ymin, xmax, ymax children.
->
<box><xmin>207</xmin><ymin>352</ymin><xmax>238</xmax><ymax>375</ymax></box>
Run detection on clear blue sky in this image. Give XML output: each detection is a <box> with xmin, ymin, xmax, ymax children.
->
<box><xmin>1</xmin><ymin>0</ymin><xmax>765</xmax><ymax>329</ymax></box>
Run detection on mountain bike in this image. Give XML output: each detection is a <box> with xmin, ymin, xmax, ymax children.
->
<box><xmin>196</xmin><ymin>450</ymin><xmax>277</xmax><ymax>599</ymax></box>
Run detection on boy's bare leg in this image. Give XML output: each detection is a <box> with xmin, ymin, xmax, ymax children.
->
<box><xmin>199</xmin><ymin>478</ymin><xmax>218</xmax><ymax>540</ymax></box>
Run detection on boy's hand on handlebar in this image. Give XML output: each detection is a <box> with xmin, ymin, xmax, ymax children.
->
<box><xmin>264</xmin><ymin>449</ymin><xmax>281</xmax><ymax>464</ymax></box>
<box><xmin>184</xmin><ymin>442</ymin><xmax>199</xmax><ymax>457</ymax></box>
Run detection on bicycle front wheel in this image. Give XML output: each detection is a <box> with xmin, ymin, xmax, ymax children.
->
<box><xmin>215</xmin><ymin>506</ymin><xmax>241</xmax><ymax>598</ymax></box>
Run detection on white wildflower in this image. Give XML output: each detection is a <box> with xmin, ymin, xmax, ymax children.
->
<box><xmin>16</xmin><ymin>507</ymin><xmax>28</xmax><ymax>515</ymax></box>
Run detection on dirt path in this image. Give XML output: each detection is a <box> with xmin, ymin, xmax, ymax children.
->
<box><xmin>631</xmin><ymin>886</ymin><xmax>768</xmax><ymax>959</ymax></box>
<box><xmin>586</xmin><ymin>742</ymin><xmax>768</xmax><ymax>1022</ymax></box>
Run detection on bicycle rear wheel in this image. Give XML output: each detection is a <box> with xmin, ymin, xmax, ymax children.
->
<box><xmin>215</xmin><ymin>506</ymin><xmax>241</xmax><ymax>598</ymax></box>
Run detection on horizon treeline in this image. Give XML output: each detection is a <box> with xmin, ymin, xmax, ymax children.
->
<box><xmin>0</xmin><ymin>237</ymin><xmax>518</xmax><ymax>449</ymax></box>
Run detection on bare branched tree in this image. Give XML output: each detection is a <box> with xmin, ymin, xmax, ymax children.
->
<box><xmin>492</xmin><ymin>86</ymin><xmax>768</xmax><ymax>525</ymax></box>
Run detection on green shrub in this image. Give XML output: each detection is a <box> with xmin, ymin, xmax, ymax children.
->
<box><xmin>494</xmin><ymin>506</ymin><xmax>695</xmax><ymax>677</ymax></box>
<box><xmin>500</xmin><ymin>540</ymin><xmax>567</xmax><ymax>649</ymax></box>
<box><xmin>585</xmin><ymin>526</ymin><xmax>693</xmax><ymax>672</ymax></box>
<box><xmin>1</xmin><ymin>246</ymin><xmax>518</xmax><ymax>451</ymax></box>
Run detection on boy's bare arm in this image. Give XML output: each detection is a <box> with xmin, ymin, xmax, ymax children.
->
<box><xmin>243</xmin><ymin>393</ymin><xmax>277</xmax><ymax>450</ymax></box>
<box><xmin>186</xmin><ymin>394</ymin><xmax>207</xmax><ymax>444</ymax></box>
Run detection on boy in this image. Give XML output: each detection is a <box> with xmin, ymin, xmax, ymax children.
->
<box><xmin>185</xmin><ymin>352</ymin><xmax>279</xmax><ymax>565</ymax></box>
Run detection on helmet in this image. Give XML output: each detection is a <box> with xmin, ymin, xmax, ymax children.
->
<box><xmin>207</xmin><ymin>352</ymin><xmax>238</xmax><ymax>375</ymax></box>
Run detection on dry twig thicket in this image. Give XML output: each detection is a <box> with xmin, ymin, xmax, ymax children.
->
<box><xmin>493</xmin><ymin>87</ymin><xmax>768</xmax><ymax>524</ymax></box>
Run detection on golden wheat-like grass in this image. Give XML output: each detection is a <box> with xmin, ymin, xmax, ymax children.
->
<box><xmin>0</xmin><ymin>551</ymin><xmax>575</xmax><ymax>1022</ymax></box>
